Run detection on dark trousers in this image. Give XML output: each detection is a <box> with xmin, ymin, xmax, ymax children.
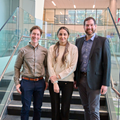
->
<box><xmin>20</xmin><ymin>79</ymin><xmax>45</xmax><ymax>120</ymax></box>
<box><xmin>78</xmin><ymin>74</ymin><xmax>100</xmax><ymax>120</ymax></box>
<box><xmin>49</xmin><ymin>81</ymin><xmax>73</xmax><ymax>120</ymax></box>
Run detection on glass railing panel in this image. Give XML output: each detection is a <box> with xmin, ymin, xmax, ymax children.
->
<box><xmin>106</xmin><ymin>8</ymin><xmax>120</xmax><ymax>119</ymax></box>
<box><xmin>96</xmin><ymin>8</ymin><xmax>120</xmax><ymax>120</ymax></box>
<box><xmin>0</xmin><ymin>7</ymin><xmax>19</xmax><ymax>81</ymax></box>
<box><xmin>0</xmin><ymin>36</ymin><xmax>30</xmax><ymax>118</ymax></box>
<box><xmin>0</xmin><ymin>76</ymin><xmax>14</xmax><ymax>116</ymax></box>
<box><xmin>0</xmin><ymin>8</ymin><xmax>18</xmax><ymax>57</ymax></box>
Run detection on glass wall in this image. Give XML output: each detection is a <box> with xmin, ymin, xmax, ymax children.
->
<box><xmin>44</xmin><ymin>9</ymin><xmax>120</xmax><ymax>26</ymax></box>
<box><xmin>75</xmin><ymin>10</ymin><xmax>85</xmax><ymax>24</ymax></box>
<box><xmin>97</xmin><ymin>10</ymin><xmax>105</xmax><ymax>25</ymax></box>
<box><xmin>55</xmin><ymin>10</ymin><xmax>65</xmax><ymax>24</ymax></box>
<box><xmin>86</xmin><ymin>9</ymin><xmax>96</xmax><ymax>19</ymax></box>
<box><xmin>44</xmin><ymin>9</ymin><xmax>106</xmax><ymax>25</ymax></box>
<box><xmin>65</xmin><ymin>10</ymin><xmax>75</xmax><ymax>24</ymax></box>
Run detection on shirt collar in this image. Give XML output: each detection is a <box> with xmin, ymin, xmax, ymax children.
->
<box><xmin>84</xmin><ymin>33</ymin><xmax>96</xmax><ymax>41</ymax></box>
<box><xmin>29</xmin><ymin>42</ymin><xmax>39</xmax><ymax>49</ymax></box>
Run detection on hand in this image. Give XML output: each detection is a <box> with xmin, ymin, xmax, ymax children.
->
<box><xmin>100</xmin><ymin>85</ymin><xmax>108</xmax><ymax>94</ymax></box>
<box><xmin>53</xmin><ymin>83</ymin><xmax>59</xmax><ymax>93</ymax></box>
<box><xmin>74</xmin><ymin>81</ymin><xmax>78</xmax><ymax>89</ymax></box>
<box><xmin>50</xmin><ymin>76</ymin><xmax>57</xmax><ymax>83</ymax></box>
<box><xmin>44</xmin><ymin>82</ymin><xmax>48</xmax><ymax>90</ymax></box>
<box><xmin>16</xmin><ymin>84</ymin><xmax>21</xmax><ymax>94</ymax></box>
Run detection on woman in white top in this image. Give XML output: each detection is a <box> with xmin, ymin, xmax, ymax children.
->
<box><xmin>48</xmin><ymin>26</ymin><xmax>78</xmax><ymax>120</ymax></box>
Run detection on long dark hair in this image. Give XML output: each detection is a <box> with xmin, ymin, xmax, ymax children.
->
<box><xmin>54</xmin><ymin>26</ymin><xmax>70</xmax><ymax>65</ymax></box>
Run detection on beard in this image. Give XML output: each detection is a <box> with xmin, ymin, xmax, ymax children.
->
<box><xmin>85</xmin><ymin>28</ymin><xmax>95</xmax><ymax>36</ymax></box>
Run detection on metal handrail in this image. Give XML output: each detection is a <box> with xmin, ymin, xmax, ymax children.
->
<box><xmin>0</xmin><ymin>35</ymin><xmax>58</xmax><ymax>81</ymax></box>
<box><xmin>111</xmin><ymin>76</ymin><xmax>120</xmax><ymax>97</ymax></box>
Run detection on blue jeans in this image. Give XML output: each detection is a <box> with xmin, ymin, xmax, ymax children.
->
<box><xmin>20</xmin><ymin>79</ymin><xmax>45</xmax><ymax>120</ymax></box>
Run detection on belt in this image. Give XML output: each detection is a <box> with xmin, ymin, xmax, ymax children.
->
<box><xmin>80</xmin><ymin>72</ymin><xmax>87</xmax><ymax>76</ymax></box>
<box><xmin>22</xmin><ymin>77</ymin><xmax>43</xmax><ymax>81</ymax></box>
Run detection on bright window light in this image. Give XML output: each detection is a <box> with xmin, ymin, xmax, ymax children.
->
<box><xmin>52</xmin><ymin>1</ymin><xmax>56</xmax><ymax>6</ymax></box>
<box><xmin>74</xmin><ymin>5</ymin><xmax>76</xmax><ymax>8</ymax></box>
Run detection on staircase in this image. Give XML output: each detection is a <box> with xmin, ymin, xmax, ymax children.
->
<box><xmin>0</xmin><ymin>79</ymin><xmax>11</xmax><ymax>103</ymax></box>
<box><xmin>4</xmin><ymin>87</ymin><xmax>109</xmax><ymax>120</ymax></box>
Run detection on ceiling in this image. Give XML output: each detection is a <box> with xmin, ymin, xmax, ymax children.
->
<box><xmin>44</xmin><ymin>0</ymin><xmax>120</xmax><ymax>9</ymax></box>
<box><xmin>44</xmin><ymin>0</ymin><xmax>120</xmax><ymax>33</ymax></box>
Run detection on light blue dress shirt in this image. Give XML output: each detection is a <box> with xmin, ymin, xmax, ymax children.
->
<box><xmin>80</xmin><ymin>33</ymin><xmax>96</xmax><ymax>72</ymax></box>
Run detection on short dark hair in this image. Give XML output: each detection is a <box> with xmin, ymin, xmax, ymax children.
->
<box><xmin>84</xmin><ymin>17</ymin><xmax>96</xmax><ymax>26</ymax></box>
<box><xmin>30</xmin><ymin>26</ymin><xmax>42</xmax><ymax>36</ymax></box>
<box><xmin>57</xmin><ymin>26</ymin><xmax>70</xmax><ymax>36</ymax></box>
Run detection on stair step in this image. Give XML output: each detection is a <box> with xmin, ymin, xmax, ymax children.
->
<box><xmin>13</xmin><ymin>90</ymin><xmax>106</xmax><ymax>106</ymax></box>
<box><xmin>0</xmin><ymin>79</ymin><xmax>11</xmax><ymax>87</ymax></box>
<box><xmin>3</xmin><ymin>115</ymin><xmax>77</xmax><ymax>120</ymax></box>
<box><xmin>7</xmin><ymin>100</ymin><xmax>109</xmax><ymax>120</ymax></box>
<box><xmin>3</xmin><ymin>115</ymin><xmax>51</xmax><ymax>120</ymax></box>
<box><xmin>0</xmin><ymin>83</ymin><xmax>13</xmax><ymax>103</ymax></box>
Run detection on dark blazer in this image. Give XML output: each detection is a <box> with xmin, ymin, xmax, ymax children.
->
<box><xmin>74</xmin><ymin>35</ymin><xmax>111</xmax><ymax>90</ymax></box>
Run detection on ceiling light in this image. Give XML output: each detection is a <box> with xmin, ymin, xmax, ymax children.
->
<box><xmin>74</xmin><ymin>5</ymin><xmax>76</xmax><ymax>8</ymax></box>
<box><xmin>52</xmin><ymin>1</ymin><xmax>56</xmax><ymax>6</ymax></box>
<box><xmin>60</xmin><ymin>12</ymin><xmax>62</xmax><ymax>14</ymax></box>
<box><xmin>93</xmin><ymin>4</ymin><xmax>95</xmax><ymax>8</ymax></box>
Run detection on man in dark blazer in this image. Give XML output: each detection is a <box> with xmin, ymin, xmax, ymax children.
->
<box><xmin>74</xmin><ymin>17</ymin><xmax>111</xmax><ymax>120</ymax></box>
